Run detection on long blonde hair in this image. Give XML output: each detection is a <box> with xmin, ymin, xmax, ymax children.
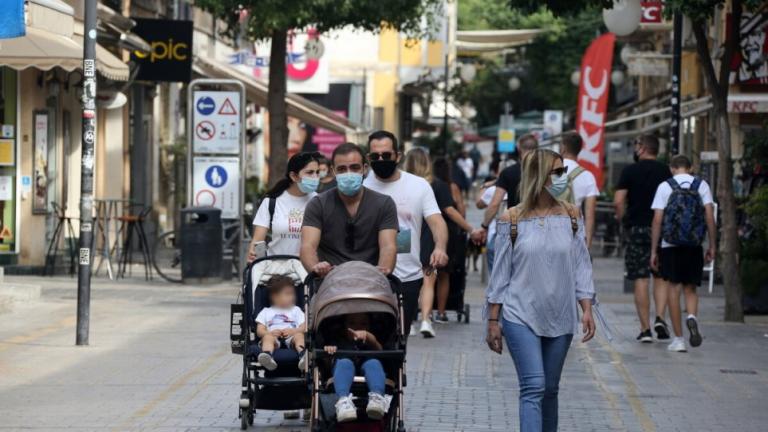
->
<box><xmin>404</xmin><ymin>148</ymin><xmax>432</xmax><ymax>182</ymax></box>
<box><xmin>518</xmin><ymin>149</ymin><xmax>563</xmax><ymax>215</ymax></box>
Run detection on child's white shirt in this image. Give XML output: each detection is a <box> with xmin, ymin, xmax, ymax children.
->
<box><xmin>255</xmin><ymin>306</ymin><xmax>305</xmax><ymax>331</ymax></box>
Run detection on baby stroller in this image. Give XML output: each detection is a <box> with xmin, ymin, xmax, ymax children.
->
<box><xmin>306</xmin><ymin>261</ymin><xmax>407</xmax><ymax>432</ymax></box>
<box><xmin>229</xmin><ymin>255</ymin><xmax>310</xmax><ymax>430</ymax></box>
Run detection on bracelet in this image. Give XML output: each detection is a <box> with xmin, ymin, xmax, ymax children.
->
<box><xmin>488</xmin><ymin>318</ymin><xmax>499</xmax><ymax>322</ymax></box>
<box><xmin>481</xmin><ymin>223</ymin><xmax>489</xmax><ymax>230</ymax></box>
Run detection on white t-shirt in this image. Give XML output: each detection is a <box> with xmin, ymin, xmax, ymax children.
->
<box><xmin>563</xmin><ymin>158</ymin><xmax>599</xmax><ymax>207</ymax></box>
<box><xmin>457</xmin><ymin>157</ymin><xmax>474</xmax><ymax>181</ymax></box>
<box><xmin>364</xmin><ymin>171</ymin><xmax>441</xmax><ymax>282</ymax></box>
<box><xmin>651</xmin><ymin>173</ymin><xmax>714</xmax><ymax>248</ymax></box>
<box><xmin>480</xmin><ymin>185</ymin><xmax>507</xmax><ymax>243</ymax></box>
<box><xmin>255</xmin><ymin>305</ymin><xmax>305</xmax><ymax>331</ymax></box>
<box><xmin>253</xmin><ymin>190</ymin><xmax>317</xmax><ymax>256</ymax></box>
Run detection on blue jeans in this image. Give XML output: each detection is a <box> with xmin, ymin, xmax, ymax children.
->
<box><xmin>502</xmin><ymin>319</ymin><xmax>573</xmax><ymax>432</ymax></box>
<box><xmin>333</xmin><ymin>358</ymin><xmax>385</xmax><ymax>397</ymax></box>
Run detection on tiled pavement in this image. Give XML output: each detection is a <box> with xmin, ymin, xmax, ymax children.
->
<box><xmin>1</xmin><ymin>258</ymin><xmax>767</xmax><ymax>431</ymax></box>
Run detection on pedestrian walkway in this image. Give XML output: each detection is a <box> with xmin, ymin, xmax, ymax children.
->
<box><xmin>0</xmin><ymin>260</ymin><xmax>767</xmax><ymax>431</ymax></box>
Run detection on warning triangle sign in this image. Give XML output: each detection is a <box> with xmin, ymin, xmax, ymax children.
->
<box><xmin>0</xmin><ymin>226</ymin><xmax>12</xmax><ymax>240</ymax></box>
<box><xmin>218</xmin><ymin>98</ymin><xmax>237</xmax><ymax>115</ymax></box>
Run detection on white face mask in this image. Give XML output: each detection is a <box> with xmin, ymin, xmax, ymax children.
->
<box><xmin>318</xmin><ymin>169</ymin><xmax>328</xmax><ymax>179</ymax></box>
<box><xmin>545</xmin><ymin>173</ymin><xmax>569</xmax><ymax>198</ymax></box>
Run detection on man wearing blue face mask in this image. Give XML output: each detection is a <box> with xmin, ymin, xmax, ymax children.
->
<box><xmin>300</xmin><ymin>143</ymin><xmax>399</xmax><ymax>278</ymax></box>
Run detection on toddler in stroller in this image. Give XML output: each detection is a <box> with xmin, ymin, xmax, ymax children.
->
<box><xmin>255</xmin><ymin>275</ymin><xmax>307</xmax><ymax>371</ymax></box>
<box><xmin>308</xmin><ymin>261</ymin><xmax>407</xmax><ymax>432</ymax></box>
<box><xmin>323</xmin><ymin>313</ymin><xmax>390</xmax><ymax>422</ymax></box>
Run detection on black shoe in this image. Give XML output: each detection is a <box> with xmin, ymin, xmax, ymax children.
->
<box><xmin>654</xmin><ymin>317</ymin><xmax>670</xmax><ymax>340</ymax></box>
<box><xmin>686</xmin><ymin>317</ymin><xmax>702</xmax><ymax>347</ymax></box>
<box><xmin>636</xmin><ymin>329</ymin><xmax>653</xmax><ymax>343</ymax></box>
<box><xmin>434</xmin><ymin>313</ymin><xmax>449</xmax><ymax>323</ymax></box>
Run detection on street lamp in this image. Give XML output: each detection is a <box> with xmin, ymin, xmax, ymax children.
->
<box><xmin>507</xmin><ymin>76</ymin><xmax>521</xmax><ymax>91</ymax></box>
<box><xmin>611</xmin><ymin>70</ymin><xmax>626</xmax><ymax>86</ymax></box>
<box><xmin>602</xmin><ymin>0</ymin><xmax>642</xmax><ymax>36</ymax></box>
<box><xmin>459</xmin><ymin>63</ymin><xmax>477</xmax><ymax>82</ymax></box>
<box><xmin>570</xmin><ymin>70</ymin><xmax>581</xmax><ymax>86</ymax></box>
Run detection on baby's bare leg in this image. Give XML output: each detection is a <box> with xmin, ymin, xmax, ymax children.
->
<box><xmin>261</xmin><ymin>333</ymin><xmax>277</xmax><ymax>353</ymax></box>
<box><xmin>292</xmin><ymin>332</ymin><xmax>305</xmax><ymax>352</ymax></box>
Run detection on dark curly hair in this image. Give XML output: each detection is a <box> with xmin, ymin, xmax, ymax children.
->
<box><xmin>266</xmin><ymin>275</ymin><xmax>295</xmax><ymax>296</ymax></box>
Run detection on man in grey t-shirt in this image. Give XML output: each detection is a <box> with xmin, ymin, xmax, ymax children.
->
<box><xmin>300</xmin><ymin>143</ymin><xmax>399</xmax><ymax>277</ymax></box>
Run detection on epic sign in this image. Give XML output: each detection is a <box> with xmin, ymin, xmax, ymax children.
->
<box><xmin>576</xmin><ymin>33</ymin><xmax>615</xmax><ymax>188</ymax></box>
<box><xmin>131</xmin><ymin>19</ymin><xmax>193</xmax><ymax>82</ymax></box>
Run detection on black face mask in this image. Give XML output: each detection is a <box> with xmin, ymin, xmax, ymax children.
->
<box><xmin>371</xmin><ymin>160</ymin><xmax>398</xmax><ymax>178</ymax></box>
<box><xmin>633</xmin><ymin>151</ymin><xmax>641</xmax><ymax>163</ymax></box>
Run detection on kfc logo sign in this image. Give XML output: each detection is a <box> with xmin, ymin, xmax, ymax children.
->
<box><xmin>641</xmin><ymin>1</ymin><xmax>663</xmax><ymax>24</ymax></box>
<box><xmin>576</xmin><ymin>34</ymin><xmax>616</xmax><ymax>188</ymax></box>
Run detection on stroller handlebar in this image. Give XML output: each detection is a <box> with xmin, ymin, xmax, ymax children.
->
<box><xmin>313</xmin><ymin>349</ymin><xmax>406</xmax><ymax>361</ymax></box>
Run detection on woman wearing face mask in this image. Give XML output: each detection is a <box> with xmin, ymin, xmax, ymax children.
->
<box><xmin>248</xmin><ymin>152</ymin><xmax>321</xmax><ymax>261</ymax></box>
<box><xmin>316</xmin><ymin>156</ymin><xmax>336</xmax><ymax>193</ymax></box>
<box><xmin>485</xmin><ymin>149</ymin><xmax>598</xmax><ymax>432</ymax></box>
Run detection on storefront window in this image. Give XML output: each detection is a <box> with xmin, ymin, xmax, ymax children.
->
<box><xmin>0</xmin><ymin>67</ymin><xmax>17</xmax><ymax>253</ymax></box>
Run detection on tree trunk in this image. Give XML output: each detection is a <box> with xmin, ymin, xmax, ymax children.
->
<box><xmin>267</xmin><ymin>29</ymin><xmax>289</xmax><ymax>187</ymax></box>
<box><xmin>713</xmin><ymin>101</ymin><xmax>744</xmax><ymax>322</ymax></box>
<box><xmin>691</xmin><ymin>17</ymin><xmax>744</xmax><ymax>322</ymax></box>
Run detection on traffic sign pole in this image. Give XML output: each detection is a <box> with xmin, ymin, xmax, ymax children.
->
<box><xmin>76</xmin><ymin>0</ymin><xmax>97</xmax><ymax>346</ymax></box>
<box><xmin>187</xmin><ymin>79</ymin><xmax>246</xmax><ymax>279</ymax></box>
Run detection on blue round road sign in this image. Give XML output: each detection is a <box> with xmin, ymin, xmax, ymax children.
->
<box><xmin>205</xmin><ymin>165</ymin><xmax>228</xmax><ymax>188</ymax></box>
<box><xmin>197</xmin><ymin>97</ymin><xmax>216</xmax><ymax>115</ymax></box>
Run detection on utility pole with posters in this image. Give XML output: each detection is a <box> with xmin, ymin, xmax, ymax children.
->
<box><xmin>76</xmin><ymin>0</ymin><xmax>97</xmax><ymax>346</ymax></box>
<box><xmin>670</xmin><ymin>12</ymin><xmax>682</xmax><ymax>155</ymax></box>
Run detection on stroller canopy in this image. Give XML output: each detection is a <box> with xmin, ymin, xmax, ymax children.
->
<box><xmin>310</xmin><ymin>261</ymin><xmax>398</xmax><ymax>331</ymax></box>
<box><xmin>250</xmin><ymin>257</ymin><xmax>308</xmax><ymax>305</ymax></box>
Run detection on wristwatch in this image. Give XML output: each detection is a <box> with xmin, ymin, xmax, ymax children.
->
<box><xmin>481</xmin><ymin>223</ymin><xmax>489</xmax><ymax>230</ymax></box>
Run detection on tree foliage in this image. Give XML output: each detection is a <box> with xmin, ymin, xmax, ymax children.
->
<box><xmin>454</xmin><ymin>2</ymin><xmax>601</xmax><ymax>127</ymax></box>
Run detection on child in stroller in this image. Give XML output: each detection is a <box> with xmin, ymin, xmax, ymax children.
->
<box><xmin>323</xmin><ymin>313</ymin><xmax>390</xmax><ymax>422</ymax></box>
<box><xmin>255</xmin><ymin>275</ymin><xmax>307</xmax><ymax>371</ymax></box>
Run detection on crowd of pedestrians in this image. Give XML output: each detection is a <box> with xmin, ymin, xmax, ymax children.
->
<box><xmin>245</xmin><ymin>128</ymin><xmax>717</xmax><ymax>430</ymax></box>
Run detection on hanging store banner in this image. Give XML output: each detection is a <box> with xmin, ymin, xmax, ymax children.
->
<box><xmin>576</xmin><ymin>33</ymin><xmax>615</xmax><ymax>188</ymax></box>
<box><xmin>728</xmin><ymin>11</ymin><xmax>768</xmax><ymax>86</ymax></box>
<box><xmin>131</xmin><ymin>18</ymin><xmax>193</xmax><ymax>82</ymax></box>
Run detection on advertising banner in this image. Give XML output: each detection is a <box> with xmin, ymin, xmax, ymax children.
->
<box><xmin>576</xmin><ymin>33</ymin><xmax>615</xmax><ymax>188</ymax></box>
<box><xmin>131</xmin><ymin>19</ymin><xmax>193</xmax><ymax>82</ymax></box>
<box><xmin>192</xmin><ymin>157</ymin><xmax>240</xmax><ymax>219</ymax></box>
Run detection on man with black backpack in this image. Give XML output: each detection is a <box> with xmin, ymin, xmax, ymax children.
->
<box><xmin>650</xmin><ymin>155</ymin><xmax>716</xmax><ymax>353</ymax></box>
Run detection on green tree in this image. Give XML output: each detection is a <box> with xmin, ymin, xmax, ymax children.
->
<box><xmin>509</xmin><ymin>0</ymin><xmax>764</xmax><ymax>322</ymax></box>
<box><xmin>454</xmin><ymin>2</ymin><xmax>601</xmax><ymax>126</ymax></box>
<box><xmin>196</xmin><ymin>0</ymin><xmax>440</xmax><ymax>185</ymax></box>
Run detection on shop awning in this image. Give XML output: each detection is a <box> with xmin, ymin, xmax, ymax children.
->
<box><xmin>0</xmin><ymin>27</ymin><xmax>82</xmax><ymax>71</ymax></box>
<box><xmin>456</xmin><ymin>29</ymin><xmax>544</xmax><ymax>55</ymax></box>
<box><xmin>0</xmin><ymin>29</ymin><xmax>130</xmax><ymax>81</ymax></box>
<box><xmin>194</xmin><ymin>57</ymin><xmax>362</xmax><ymax>136</ymax></box>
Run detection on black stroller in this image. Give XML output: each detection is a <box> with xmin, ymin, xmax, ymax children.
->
<box><xmin>229</xmin><ymin>255</ymin><xmax>311</xmax><ymax>430</ymax></box>
<box><xmin>306</xmin><ymin>261</ymin><xmax>408</xmax><ymax>432</ymax></box>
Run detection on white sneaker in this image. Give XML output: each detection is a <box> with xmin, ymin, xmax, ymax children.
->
<box><xmin>257</xmin><ymin>352</ymin><xmax>278</xmax><ymax>371</ymax></box>
<box><xmin>366</xmin><ymin>392</ymin><xmax>387</xmax><ymax>420</ymax></box>
<box><xmin>420</xmin><ymin>320</ymin><xmax>435</xmax><ymax>338</ymax></box>
<box><xmin>335</xmin><ymin>395</ymin><xmax>357</xmax><ymax>423</ymax></box>
<box><xmin>667</xmin><ymin>337</ymin><xmax>687</xmax><ymax>352</ymax></box>
<box><xmin>409</xmin><ymin>324</ymin><xmax>417</xmax><ymax>337</ymax></box>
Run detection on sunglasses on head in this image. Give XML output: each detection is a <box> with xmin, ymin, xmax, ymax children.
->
<box><xmin>551</xmin><ymin>166</ymin><xmax>569</xmax><ymax>177</ymax></box>
<box><xmin>368</xmin><ymin>151</ymin><xmax>397</xmax><ymax>162</ymax></box>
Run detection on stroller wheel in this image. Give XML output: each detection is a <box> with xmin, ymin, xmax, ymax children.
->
<box><xmin>240</xmin><ymin>407</ymin><xmax>248</xmax><ymax>430</ymax></box>
<box><xmin>247</xmin><ymin>411</ymin><xmax>254</xmax><ymax>426</ymax></box>
<box><xmin>464</xmin><ymin>304</ymin><xmax>471</xmax><ymax>324</ymax></box>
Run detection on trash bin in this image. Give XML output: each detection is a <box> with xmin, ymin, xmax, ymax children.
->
<box><xmin>181</xmin><ymin>207</ymin><xmax>223</xmax><ymax>284</ymax></box>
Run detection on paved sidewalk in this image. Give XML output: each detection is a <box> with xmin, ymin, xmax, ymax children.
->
<box><xmin>1</xmin><ymin>259</ymin><xmax>767</xmax><ymax>431</ymax></box>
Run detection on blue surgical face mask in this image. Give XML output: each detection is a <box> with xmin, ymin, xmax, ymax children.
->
<box><xmin>545</xmin><ymin>173</ymin><xmax>568</xmax><ymax>198</ymax></box>
<box><xmin>336</xmin><ymin>172</ymin><xmax>363</xmax><ymax>196</ymax></box>
<box><xmin>297</xmin><ymin>176</ymin><xmax>319</xmax><ymax>194</ymax></box>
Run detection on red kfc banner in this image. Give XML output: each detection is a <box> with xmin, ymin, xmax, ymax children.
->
<box><xmin>576</xmin><ymin>33</ymin><xmax>615</xmax><ymax>188</ymax></box>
